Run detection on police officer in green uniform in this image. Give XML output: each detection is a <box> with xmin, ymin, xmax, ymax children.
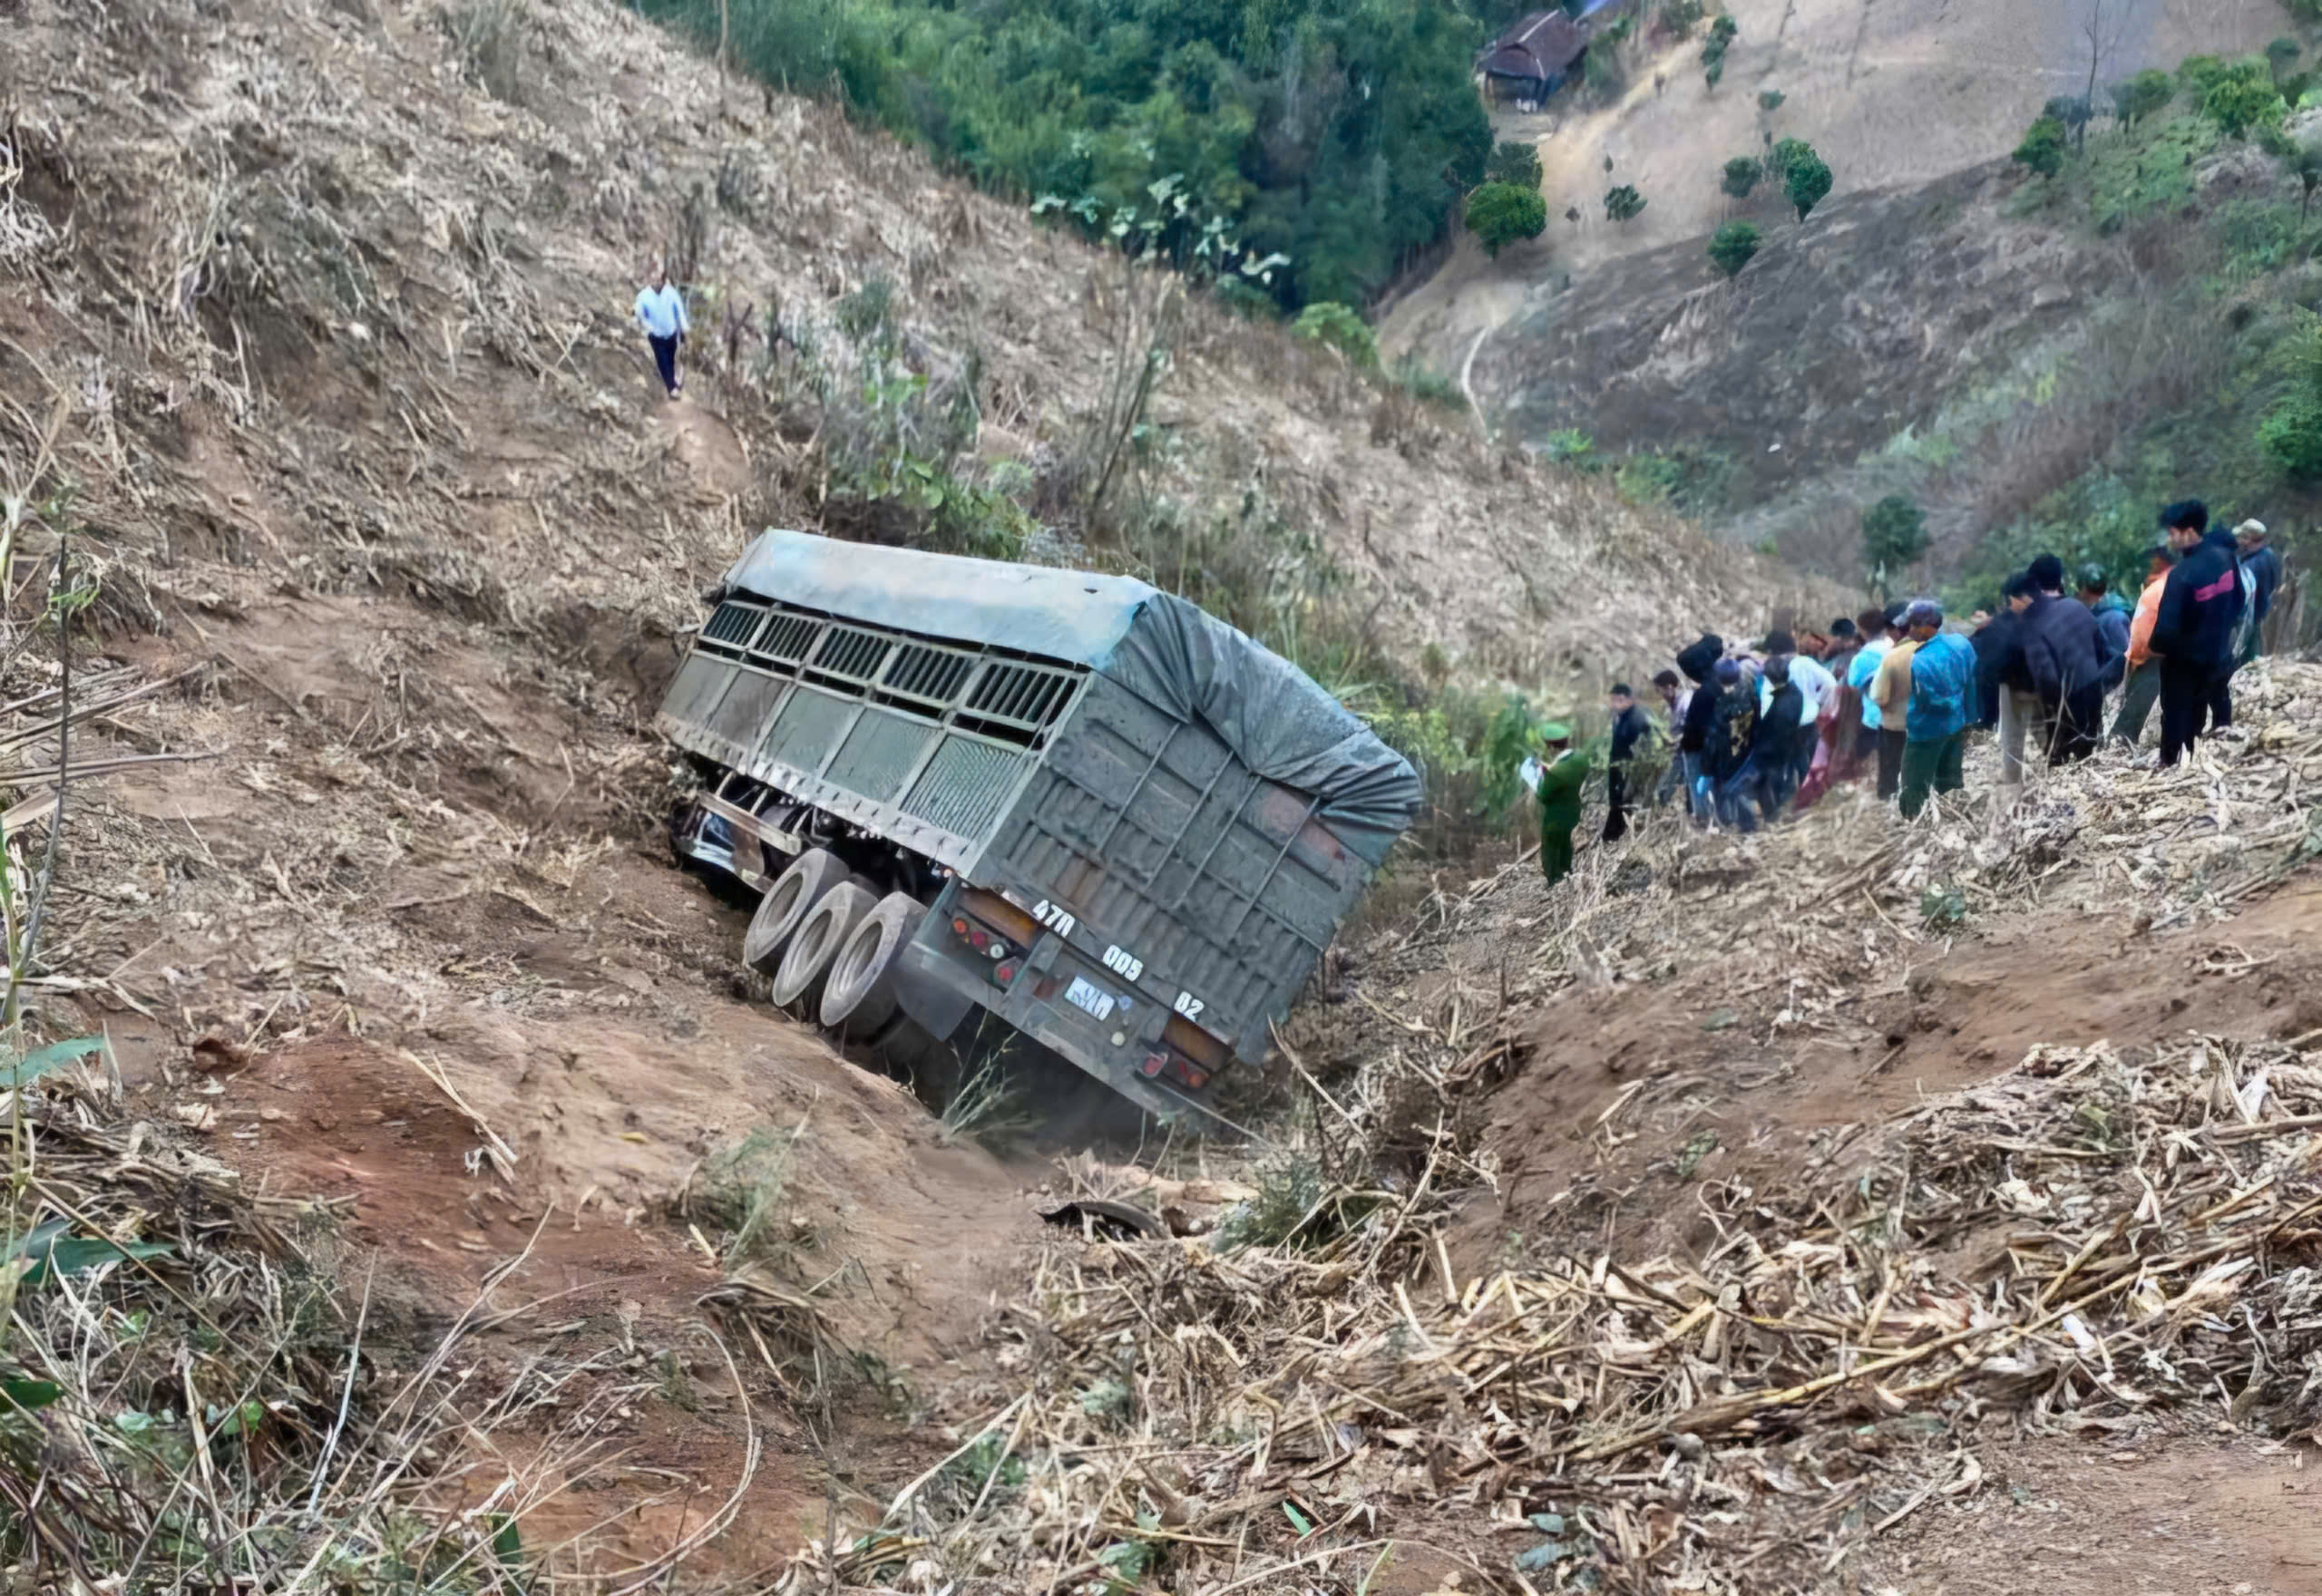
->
<box><xmin>1530</xmin><ymin>723</ymin><xmax>1590</xmax><ymax>887</ymax></box>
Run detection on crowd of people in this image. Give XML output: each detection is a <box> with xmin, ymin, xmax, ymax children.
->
<box><xmin>1527</xmin><ymin>501</ymin><xmax>2287</xmax><ymax>886</ymax></box>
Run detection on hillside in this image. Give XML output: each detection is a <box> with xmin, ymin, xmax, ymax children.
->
<box><xmin>6</xmin><ymin>0</ymin><xmax>2320</xmax><ymax>1591</ymax></box>
<box><xmin>1382</xmin><ymin>0</ymin><xmax>2280</xmax><ymax>376</ymax></box>
<box><xmin>0</xmin><ymin>0</ymin><xmax>1829</xmax><ymax>1574</ymax></box>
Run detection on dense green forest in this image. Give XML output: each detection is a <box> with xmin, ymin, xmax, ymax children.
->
<box><xmin>634</xmin><ymin>0</ymin><xmax>1500</xmax><ymax>307</ymax></box>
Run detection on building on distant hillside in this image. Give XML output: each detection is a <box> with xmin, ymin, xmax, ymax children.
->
<box><xmin>1477</xmin><ymin>11</ymin><xmax>1589</xmax><ymax>107</ymax></box>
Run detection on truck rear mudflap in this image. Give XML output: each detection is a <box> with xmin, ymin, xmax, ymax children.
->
<box><xmin>895</xmin><ymin>902</ymin><xmax>1223</xmax><ymax>1122</ymax></box>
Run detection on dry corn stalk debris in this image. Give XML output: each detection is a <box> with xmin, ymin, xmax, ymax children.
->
<box><xmin>778</xmin><ymin>664</ymin><xmax>2322</xmax><ymax>1596</ymax></box>
<box><xmin>782</xmin><ymin>1033</ymin><xmax>2321</xmax><ymax>1595</ymax></box>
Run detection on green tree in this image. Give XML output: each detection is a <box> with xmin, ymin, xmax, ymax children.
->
<box><xmin>1466</xmin><ymin>182</ymin><xmax>1547</xmax><ymax>256</ymax></box>
<box><xmin>1707</xmin><ymin>219</ymin><xmax>1761</xmax><ymax>277</ymax></box>
<box><xmin>2268</xmin><ymin>36</ymin><xmax>2303</xmax><ymax>77</ymax></box>
<box><xmin>2108</xmin><ymin>69</ymin><xmax>2174</xmax><ymax>126</ymax></box>
<box><xmin>2013</xmin><ymin>116</ymin><xmax>2068</xmax><ymax>180</ymax></box>
<box><xmin>1701</xmin><ymin>13</ymin><xmax>1737</xmax><ymax>89</ymax></box>
<box><xmin>1784</xmin><ymin>151</ymin><xmax>1832</xmax><ymax>219</ymax></box>
<box><xmin>1768</xmin><ymin>136</ymin><xmax>1811</xmax><ymax>181</ymax></box>
<box><xmin>1720</xmin><ymin>155</ymin><xmax>1761</xmax><ymax>199</ymax></box>
<box><xmin>2204</xmin><ymin>63</ymin><xmax>2288</xmax><ymax>140</ymax></box>
<box><xmin>1486</xmin><ymin>140</ymin><xmax>1544</xmax><ymax>190</ymax></box>
<box><xmin>1605</xmin><ymin>184</ymin><xmax>1647</xmax><ymax>224</ymax></box>
<box><xmin>1757</xmin><ymin>88</ymin><xmax>1784</xmax><ymax>112</ymax></box>
<box><xmin>1291</xmin><ymin>301</ymin><xmax>1380</xmax><ymax>367</ymax></box>
<box><xmin>1861</xmin><ymin>495</ymin><xmax>1930</xmax><ymax>591</ymax></box>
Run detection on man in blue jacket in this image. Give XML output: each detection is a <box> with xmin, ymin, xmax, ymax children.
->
<box><xmin>2150</xmin><ymin>500</ymin><xmax>2246</xmax><ymax>766</ymax></box>
<box><xmin>1898</xmin><ymin>601</ymin><xmax>1975</xmax><ymax>819</ymax></box>
<box><xmin>2078</xmin><ymin>566</ymin><xmax>2131</xmax><ymax>691</ymax></box>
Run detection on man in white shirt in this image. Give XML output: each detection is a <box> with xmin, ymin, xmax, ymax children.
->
<box><xmin>633</xmin><ymin>264</ymin><xmax>690</xmax><ymax>400</ymax></box>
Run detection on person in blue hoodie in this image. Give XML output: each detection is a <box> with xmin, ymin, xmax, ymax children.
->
<box><xmin>2149</xmin><ymin>500</ymin><xmax>2246</xmax><ymax>766</ymax></box>
<box><xmin>2078</xmin><ymin>565</ymin><xmax>2132</xmax><ymax>692</ymax></box>
<box><xmin>1898</xmin><ymin>601</ymin><xmax>1976</xmax><ymax>819</ymax></box>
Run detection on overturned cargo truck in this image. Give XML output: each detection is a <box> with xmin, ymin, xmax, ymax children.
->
<box><xmin>659</xmin><ymin>530</ymin><xmax>1422</xmax><ymax>1118</ymax></box>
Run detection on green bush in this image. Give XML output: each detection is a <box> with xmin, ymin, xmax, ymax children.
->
<box><xmin>1467</xmin><ymin>181</ymin><xmax>1548</xmax><ymax>255</ymax></box>
<box><xmin>1605</xmin><ymin>183</ymin><xmax>1647</xmax><ymax>223</ymax></box>
<box><xmin>2260</xmin><ymin>391</ymin><xmax>2322</xmax><ymax>479</ymax></box>
<box><xmin>1708</xmin><ymin>219</ymin><xmax>1761</xmax><ymax>277</ymax></box>
<box><xmin>1861</xmin><ymin>493</ymin><xmax>1929</xmax><ymax>589</ymax></box>
<box><xmin>2110</xmin><ymin>69</ymin><xmax>2174</xmax><ymax>126</ymax></box>
<box><xmin>2268</xmin><ymin>37</ymin><xmax>2302</xmax><ymax>76</ymax></box>
<box><xmin>1394</xmin><ymin>357</ymin><xmax>1468</xmax><ymax>411</ymax></box>
<box><xmin>1784</xmin><ymin>151</ymin><xmax>1832</xmax><ymax>219</ymax></box>
<box><xmin>2013</xmin><ymin>116</ymin><xmax>2069</xmax><ymax>179</ymax></box>
<box><xmin>1758</xmin><ymin>89</ymin><xmax>1784</xmax><ymax>113</ymax></box>
<box><xmin>2204</xmin><ymin>62</ymin><xmax>2288</xmax><ymax>140</ymax></box>
<box><xmin>1542</xmin><ymin>428</ymin><xmax>1598</xmax><ymax>469</ymax></box>
<box><xmin>1720</xmin><ymin>156</ymin><xmax>1761</xmax><ymax>199</ymax></box>
<box><xmin>1486</xmin><ymin>140</ymin><xmax>1545</xmax><ymax>190</ymax></box>
<box><xmin>1291</xmin><ymin>301</ymin><xmax>1381</xmax><ymax>368</ymax></box>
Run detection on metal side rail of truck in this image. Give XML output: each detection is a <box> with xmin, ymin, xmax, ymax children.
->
<box><xmin>657</xmin><ymin>530</ymin><xmax>1421</xmax><ymax>1121</ymax></box>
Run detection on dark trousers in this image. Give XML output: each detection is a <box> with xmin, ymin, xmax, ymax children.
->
<box><xmin>1604</xmin><ymin>770</ymin><xmax>1631</xmax><ymax>842</ymax></box>
<box><xmin>649</xmin><ymin>333</ymin><xmax>681</xmax><ymax>394</ymax></box>
<box><xmin>1876</xmin><ymin>727</ymin><xmax>1906</xmax><ymax>800</ymax></box>
<box><xmin>2054</xmin><ymin>685</ymin><xmax>2103</xmax><ymax>765</ymax></box>
<box><xmin>1898</xmin><ymin>732</ymin><xmax>1966</xmax><ymax>819</ymax></box>
<box><xmin>2112</xmin><ymin>660</ymin><xmax>2161</xmax><ymax>744</ymax></box>
<box><xmin>2159</xmin><ymin>660</ymin><xmax>2224</xmax><ymax>765</ymax></box>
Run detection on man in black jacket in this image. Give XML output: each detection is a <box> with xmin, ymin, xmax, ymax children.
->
<box><xmin>1603</xmin><ymin>683</ymin><xmax>1653</xmax><ymax>842</ymax></box>
<box><xmin>1703</xmin><ymin>658</ymin><xmax>1764</xmax><ymax>832</ymax></box>
<box><xmin>2151</xmin><ymin>500</ymin><xmax>2246</xmax><ymax>766</ymax></box>
<box><xmin>1753</xmin><ymin>657</ymin><xmax>1808</xmax><ymax>820</ymax></box>
<box><xmin>2022</xmin><ymin>553</ymin><xmax>2107</xmax><ymax>765</ymax></box>
<box><xmin>1674</xmin><ymin>633</ymin><xmax>1723</xmax><ymax>824</ymax></box>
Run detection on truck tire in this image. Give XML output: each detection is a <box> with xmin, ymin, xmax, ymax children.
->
<box><xmin>743</xmin><ymin>847</ymin><xmax>846</xmax><ymax>975</ymax></box>
<box><xmin>770</xmin><ymin>881</ymin><xmax>876</xmax><ymax>1011</ymax></box>
<box><xmin>820</xmin><ymin>892</ymin><xmax>928</xmax><ymax>1035</ymax></box>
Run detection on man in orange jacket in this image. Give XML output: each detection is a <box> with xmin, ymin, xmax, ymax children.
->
<box><xmin>2110</xmin><ymin>541</ymin><xmax>2178</xmax><ymax>746</ymax></box>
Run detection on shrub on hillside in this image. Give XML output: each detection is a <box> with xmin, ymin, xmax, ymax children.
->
<box><xmin>2259</xmin><ymin>392</ymin><xmax>2322</xmax><ymax>480</ymax></box>
<box><xmin>1605</xmin><ymin>184</ymin><xmax>1647</xmax><ymax>224</ymax></box>
<box><xmin>1701</xmin><ymin>14</ymin><xmax>1737</xmax><ymax>90</ymax></box>
<box><xmin>2013</xmin><ymin>116</ymin><xmax>2069</xmax><ymax>180</ymax></box>
<box><xmin>1862</xmin><ymin>494</ymin><xmax>1930</xmax><ymax>589</ymax></box>
<box><xmin>1291</xmin><ymin>301</ymin><xmax>1380</xmax><ymax>367</ymax></box>
<box><xmin>1708</xmin><ymin>219</ymin><xmax>1761</xmax><ymax>277</ymax></box>
<box><xmin>1758</xmin><ymin>89</ymin><xmax>1784</xmax><ymax>113</ymax></box>
<box><xmin>1721</xmin><ymin>156</ymin><xmax>1761</xmax><ymax>199</ymax></box>
<box><xmin>2204</xmin><ymin>62</ymin><xmax>2288</xmax><ymax>141</ymax></box>
<box><xmin>2268</xmin><ymin>37</ymin><xmax>2303</xmax><ymax>76</ymax></box>
<box><xmin>1466</xmin><ymin>182</ymin><xmax>1548</xmax><ymax>255</ymax></box>
<box><xmin>2109</xmin><ymin>69</ymin><xmax>2174</xmax><ymax>126</ymax></box>
<box><xmin>1486</xmin><ymin>140</ymin><xmax>1545</xmax><ymax>191</ymax></box>
<box><xmin>1784</xmin><ymin>151</ymin><xmax>1832</xmax><ymax>219</ymax></box>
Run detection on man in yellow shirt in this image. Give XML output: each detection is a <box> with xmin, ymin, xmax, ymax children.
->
<box><xmin>2110</xmin><ymin>542</ymin><xmax>2177</xmax><ymax>747</ymax></box>
<box><xmin>1868</xmin><ymin>618</ymin><xmax>1919</xmax><ymax>801</ymax></box>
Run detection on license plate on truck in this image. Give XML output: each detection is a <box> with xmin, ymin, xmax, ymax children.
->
<box><xmin>1062</xmin><ymin>975</ymin><xmax>1117</xmax><ymax>1021</ymax></box>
